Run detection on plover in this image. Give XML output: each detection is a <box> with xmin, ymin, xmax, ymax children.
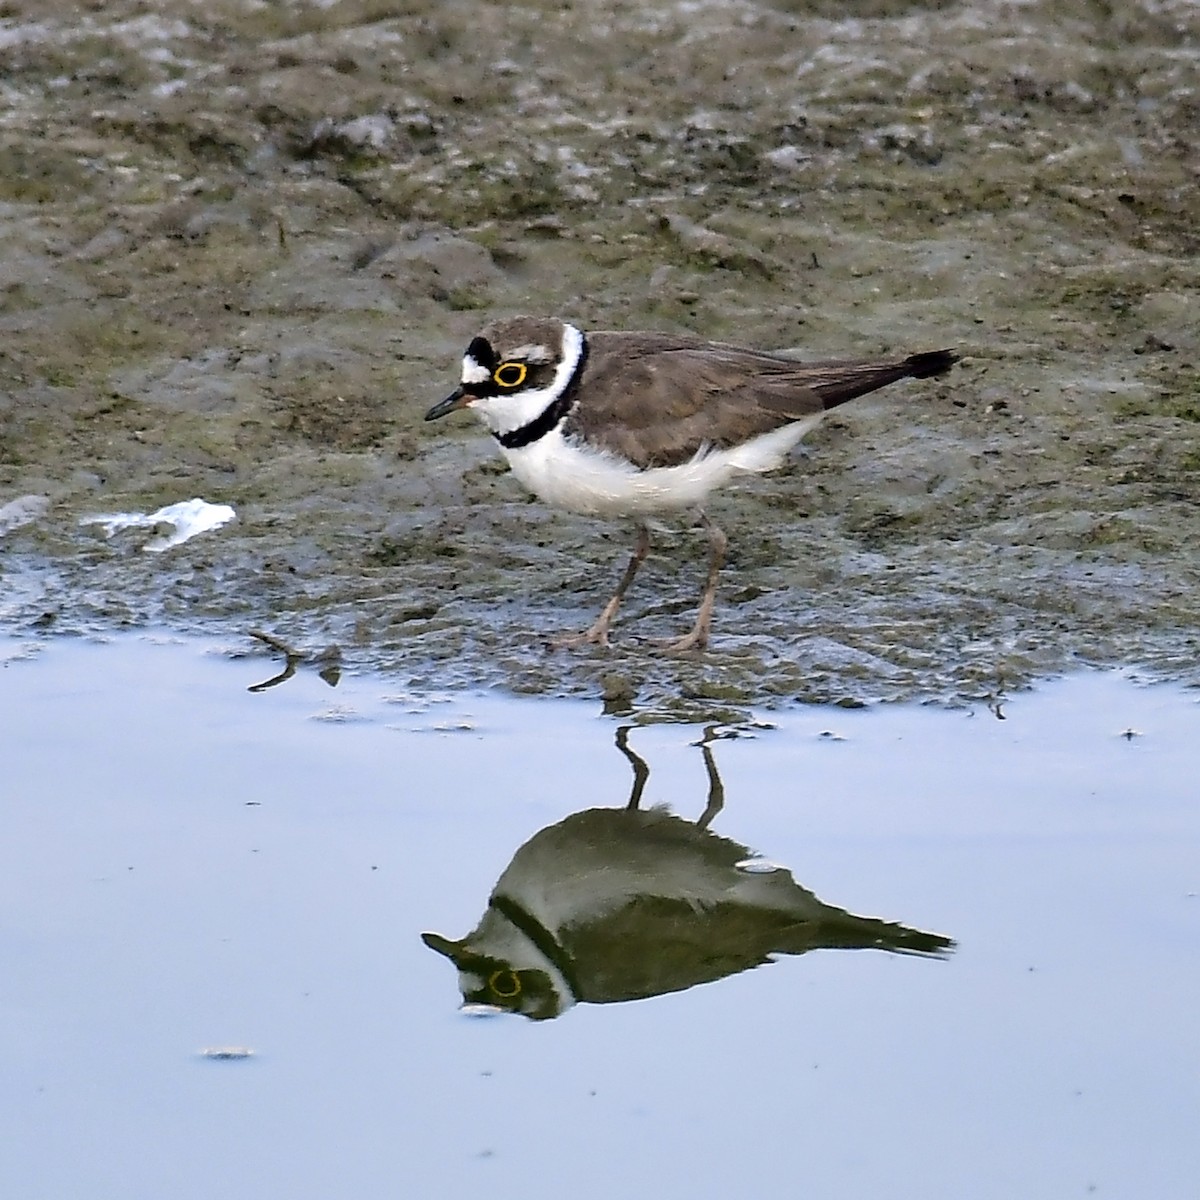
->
<box><xmin>426</xmin><ymin>317</ymin><xmax>957</xmax><ymax>650</ymax></box>
<box><xmin>422</xmin><ymin>729</ymin><xmax>952</xmax><ymax>1019</ymax></box>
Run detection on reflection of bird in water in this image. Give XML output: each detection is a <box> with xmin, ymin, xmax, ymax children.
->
<box><xmin>423</xmin><ymin>728</ymin><xmax>954</xmax><ymax>1020</ymax></box>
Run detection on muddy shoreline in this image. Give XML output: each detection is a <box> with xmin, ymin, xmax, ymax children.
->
<box><xmin>2</xmin><ymin>0</ymin><xmax>1198</xmax><ymax>715</ymax></box>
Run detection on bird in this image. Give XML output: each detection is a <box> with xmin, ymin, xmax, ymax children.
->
<box><xmin>422</xmin><ymin>727</ymin><xmax>953</xmax><ymax>1020</ymax></box>
<box><xmin>425</xmin><ymin>316</ymin><xmax>957</xmax><ymax>650</ymax></box>
<box><xmin>422</xmin><ymin>806</ymin><xmax>954</xmax><ymax>1019</ymax></box>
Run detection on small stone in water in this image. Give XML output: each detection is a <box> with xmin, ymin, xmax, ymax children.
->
<box><xmin>199</xmin><ymin>1046</ymin><xmax>254</xmax><ymax>1060</ymax></box>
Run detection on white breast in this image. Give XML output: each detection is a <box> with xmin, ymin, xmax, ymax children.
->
<box><xmin>500</xmin><ymin>417</ymin><xmax>823</xmax><ymax>517</ymax></box>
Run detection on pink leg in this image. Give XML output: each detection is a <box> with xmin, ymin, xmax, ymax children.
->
<box><xmin>661</xmin><ymin>513</ymin><xmax>726</xmax><ymax>653</ymax></box>
<box><xmin>550</xmin><ymin>523</ymin><xmax>651</xmax><ymax>649</ymax></box>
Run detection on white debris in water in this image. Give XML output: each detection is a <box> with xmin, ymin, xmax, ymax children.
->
<box><xmin>198</xmin><ymin>1046</ymin><xmax>254</xmax><ymax>1060</ymax></box>
<box><xmin>735</xmin><ymin>858</ymin><xmax>786</xmax><ymax>875</ymax></box>
<box><xmin>83</xmin><ymin>498</ymin><xmax>235</xmax><ymax>552</ymax></box>
<box><xmin>309</xmin><ymin>705</ymin><xmax>363</xmax><ymax>724</ymax></box>
<box><xmin>0</xmin><ymin>494</ymin><xmax>49</xmax><ymax>536</ymax></box>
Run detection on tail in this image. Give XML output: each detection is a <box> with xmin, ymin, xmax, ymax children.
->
<box><xmin>812</xmin><ymin>348</ymin><xmax>959</xmax><ymax>410</ymax></box>
<box><xmin>772</xmin><ymin>904</ymin><xmax>956</xmax><ymax>960</ymax></box>
<box><xmin>903</xmin><ymin>349</ymin><xmax>959</xmax><ymax>379</ymax></box>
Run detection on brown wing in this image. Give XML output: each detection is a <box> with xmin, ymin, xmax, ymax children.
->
<box><xmin>565</xmin><ymin>333</ymin><xmax>956</xmax><ymax>469</ymax></box>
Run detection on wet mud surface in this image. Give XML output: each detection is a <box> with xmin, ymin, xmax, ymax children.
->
<box><xmin>1</xmin><ymin>0</ymin><xmax>1198</xmax><ymax>713</ymax></box>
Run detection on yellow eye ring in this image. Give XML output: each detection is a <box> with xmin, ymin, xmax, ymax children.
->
<box><xmin>493</xmin><ymin>362</ymin><xmax>527</xmax><ymax>388</ymax></box>
<box><xmin>488</xmin><ymin>970</ymin><xmax>521</xmax><ymax>998</ymax></box>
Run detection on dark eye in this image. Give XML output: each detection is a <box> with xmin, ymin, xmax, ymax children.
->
<box><xmin>493</xmin><ymin>362</ymin><xmax>527</xmax><ymax>388</ymax></box>
<box><xmin>488</xmin><ymin>970</ymin><xmax>521</xmax><ymax>998</ymax></box>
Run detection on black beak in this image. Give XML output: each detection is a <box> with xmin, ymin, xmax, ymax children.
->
<box><xmin>421</xmin><ymin>931</ymin><xmax>461</xmax><ymax>960</ymax></box>
<box><xmin>424</xmin><ymin>387</ymin><xmax>469</xmax><ymax>422</ymax></box>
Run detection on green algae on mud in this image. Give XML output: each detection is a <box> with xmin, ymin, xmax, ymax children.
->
<box><xmin>1</xmin><ymin>0</ymin><xmax>1198</xmax><ymax>711</ymax></box>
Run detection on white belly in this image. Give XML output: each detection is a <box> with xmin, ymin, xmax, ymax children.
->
<box><xmin>500</xmin><ymin>419</ymin><xmax>822</xmax><ymax>517</ymax></box>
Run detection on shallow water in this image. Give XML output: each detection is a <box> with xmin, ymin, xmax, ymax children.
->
<box><xmin>2</xmin><ymin>636</ymin><xmax>1197</xmax><ymax>1199</ymax></box>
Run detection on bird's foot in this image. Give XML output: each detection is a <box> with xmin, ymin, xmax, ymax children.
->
<box><xmin>547</xmin><ymin>624</ymin><xmax>611</xmax><ymax>650</ymax></box>
<box><xmin>657</xmin><ymin>627</ymin><xmax>710</xmax><ymax>655</ymax></box>
<box><xmin>547</xmin><ymin>595</ymin><xmax>625</xmax><ymax>650</ymax></box>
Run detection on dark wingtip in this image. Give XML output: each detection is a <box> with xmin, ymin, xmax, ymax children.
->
<box><xmin>904</xmin><ymin>349</ymin><xmax>959</xmax><ymax>379</ymax></box>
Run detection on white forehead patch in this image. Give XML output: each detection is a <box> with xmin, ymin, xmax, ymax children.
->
<box><xmin>505</xmin><ymin>343</ymin><xmax>555</xmax><ymax>365</ymax></box>
<box><xmin>461</xmin><ymin>355</ymin><xmax>491</xmax><ymax>384</ymax></box>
